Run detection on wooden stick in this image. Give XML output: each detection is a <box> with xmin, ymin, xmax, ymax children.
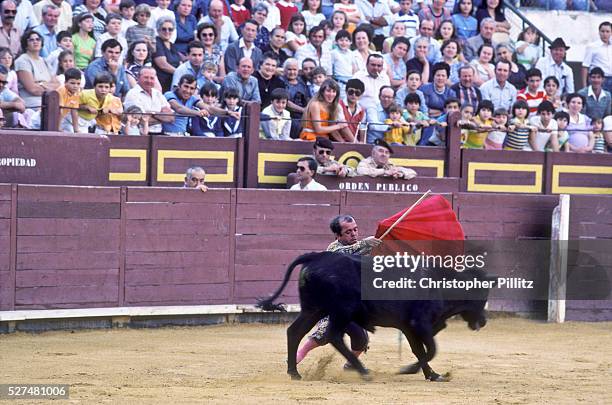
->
<box><xmin>379</xmin><ymin>189</ymin><xmax>432</xmax><ymax>240</ymax></box>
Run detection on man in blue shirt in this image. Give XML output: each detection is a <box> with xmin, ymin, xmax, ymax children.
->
<box><xmin>32</xmin><ymin>4</ymin><xmax>59</xmax><ymax>57</ymax></box>
<box><xmin>84</xmin><ymin>39</ymin><xmax>130</xmax><ymax>97</ymax></box>
<box><xmin>171</xmin><ymin>41</ymin><xmax>206</xmax><ymax>90</ymax></box>
<box><xmin>221</xmin><ymin>57</ymin><xmax>261</xmax><ymax>103</ymax></box>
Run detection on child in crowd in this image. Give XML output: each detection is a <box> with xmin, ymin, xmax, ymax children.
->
<box><xmin>96</xmin><ymin>81</ymin><xmax>124</xmax><ymax>134</ymax></box>
<box><xmin>382</xmin><ymin>21</ymin><xmax>406</xmax><ymax>54</ymax></box>
<box><xmin>451</xmin><ymin>0</ymin><xmax>477</xmax><ymax>41</ymax></box>
<box><xmin>428</xmin><ymin>97</ymin><xmax>460</xmax><ymax>146</ymax></box>
<box><xmin>126</xmin><ymin>4</ymin><xmax>156</xmax><ymax>51</ymax></box>
<box><xmin>331</xmin><ymin>30</ymin><xmax>352</xmax><ymax>99</ymax></box>
<box><xmin>505</xmin><ymin>100</ymin><xmax>535</xmax><ymax>151</ymax></box>
<box><xmin>77</xmin><ymin>72</ymin><xmax>113</xmax><ymax>133</ymax></box>
<box><xmin>484</xmin><ymin>108</ymin><xmax>508</xmax><ymax>150</ymax></box>
<box><xmin>191</xmin><ymin>83</ymin><xmax>223</xmax><ymax>136</ymax></box>
<box><xmin>222</xmin><ymin>87</ymin><xmax>243</xmax><ymax>137</ymax></box>
<box><xmin>95</xmin><ymin>13</ymin><xmax>128</xmax><ymax>63</ymax></box>
<box><xmin>391</xmin><ymin>0</ymin><xmax>419</xmax><ymax>39</ymax></box>
<box><xmin>457</xmin><ymin>103</ymin><xmax>475</xmax><ymax>145</ymax></box>
<box><xmin>119</xmin><ymin>0</ymin><xmax>137</xmax><ymax>36</ymax></box>
<box><xmin>285</xmin><ymin>14</ymin><xmax>308</xmax><ymax>57</ymax></box>
<box><xmin>549</xmin><ymin>111</ymin><xmax>570</xmax><ymax>152</ymax></box>
<box><xmin>72</xmin><ymin>12</ymin><xmax>96</xmax><ymax>70</ymax></box>
<box><xmin>463</xmin><ymin>100</ymin><xmax>493</xmax><ymax>149</ymax></box>
<box><xmin>396</xmin><ymin>70</ymin><xmax>428</xmax><ymax>115</ymax></box>
<box><xmin>230</xmin><ymin>0</ymin><xmax>251</xmax><ymax>29</ymax></box>
<box><xmin>309</xmin><ymin>66</ymin><xmax>327</xmax><ymax>96</ymax></box>
<box><xmin>202</xmin><ymin>62</ymin><xmax>221</xmax><ymax>90</ymax></box>
<box><xmin>301</xmin><ymin>0</ymin><xmax>326</xmax><ymax>32</ymax></box>
<box><xmin>517</xmin><ymin>68</ymin><xmax>546</xmax><ymax>117</ymax></box>
<box><xmin>46</xmin><ymin>31</ymin><xmax>73</xmax><ymax>77</ymax></box>
<box><xmin>527</xmin><ymin>100</ymin><xmax>557</xmax><ymax>151</ymax></box>
<box><xmin>58</xmin><ymin>68</ymin><xmax>82</xmax><ymax>133</ymax></box>
<box><xmin>384</xmin><ymin>102</ymin><xmax>411</xmax><ymax>145</ymax></box>
<box><xmin>122</xmin><ymin>105</ymin><xmax>149</xmax><ymax>135</ymax></box>
<box><xmin>56</xmin><ymin>51</ymin><xmax>86</xmax><ymax>87</ymax></box>
<box><xmin>516</xmin><ymin>26</ymin><xmax>540</xmax><ymax>70</ymax></box>
<box><xmin>592</xmin><ymin>118</ymin><xmax>606</xmax><ymax>153</ymax></box>
<box><xmin>333</xmin><ymin>0</ymin><xmax>362</xmax><ymax>34</ymax></box>
<box><xmin>329</xmin><ymin>10</ymin><xmax>348</xmax><ymax>40</ymax></box>
<box><xmin>261</xmin><ymin>88</ymin><xmax>292</xmax><ymax>140</ymax></box>
<box><xmin>402</xmin><ymin>93</ymin><xmax>431</xmax><ymax>145</ymax></box>
<box><xmin>276</xmin><ymin>0</ymin><xmax>299</xmax><ymax>31</ymax></box>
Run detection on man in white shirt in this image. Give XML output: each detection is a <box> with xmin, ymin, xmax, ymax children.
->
<box><xmin>582</xmin><ymin>21</ymin><xmax>612</xmax><ymax>94</ymax></box>
<box><xmin>480</xmin><ymin>60</ymin><xmax>517</xmax><ymax>111</ymax></box>
<box><xmin>535</xmin><ymin>38</ymin><xmax>574</xmax><ymax>96</ymax></box>
<box><xmin>33</xmin><ymin>0</ymin><xmax>72</xmax><ymax>32</ymax></box>
<box><xmin>294</xmin><ymin>26</ymin><xmax>332</xmax><ymax>76</ymax></box>
<box><xmin>199</xmin><ymin>0</ymin><xmax>238</xmax><ymax>52</ymax></box>
<box><xmin>290</xmin><ymin>157</ymin><xmax>328</xmax><ymax>191</ymax></box>
<box><xmin>124</xmin><ymin>66</ymin><xmax>174</xmax><ymax>134</ymax></box>
<box><xmin>354</xmin><ymin>53</ymin><xmax>391</xmax><ymax>111</ymax></box>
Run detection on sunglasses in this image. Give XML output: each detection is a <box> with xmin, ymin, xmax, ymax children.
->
<box><xmin>160</xmin><ymin>27</ymin><xmax>174</xmax><ymax>32</ymax></box>
<box><xmin>296</xmin><ymin>166</ymin><xmax>307</xmax><ymax>172</ymax></box>
<box><xmin>317</xmin><ymin>149</ymin><xmax>332</xmax><ymax>155</ymax></box>
<box><xmin>3</xmin><ymin>10</ymin><xmax>16</xmax><ymax>15</ymax></box>
<box><xmin>347</xmin><ymin>89</ymin><xmax>362</xmax><ymax>96</ymax></box>
<box><xmin>28</xmin><ymin>37</ymin><xmax>42</xmax><ymax>42</ymax></box>
<box><xmin>201</xmin><ymin>32</ymin><xmax>215</xmax><ymax>38</ymax></box>
<box><xmin>0</xmin><ymin>80</ymin><xmax>7</xmax><ymax>85</ymax></box>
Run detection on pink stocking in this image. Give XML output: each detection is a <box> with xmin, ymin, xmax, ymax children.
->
<box><xmin>296</xmin><ymin>338</ymin><xmax>320</xmax><ymax>364</ymax></box>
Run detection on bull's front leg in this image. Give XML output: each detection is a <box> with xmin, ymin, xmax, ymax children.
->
<box><xmin>400</xmin><ymin>329</ymin><xmax>448</xmax><ymax>382</ymax></box>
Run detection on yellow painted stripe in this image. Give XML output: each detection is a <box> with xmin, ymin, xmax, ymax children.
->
<box><xmin>467</xmin><ymin>162</ymin><xmax>543</xmax><ymax>193</ymax></box>
<box><xmin>551</xmin><ymin>165</ymin><xmax>612</xmax><ymax>194</ymax></box>
<box><xmin>108</xmin><ymin>149</ymin><xmax>147</xmax><ymax>182</ymax></box>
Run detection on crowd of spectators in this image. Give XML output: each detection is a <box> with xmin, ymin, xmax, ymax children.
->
<box><xmin>0</xmin><ymin>0</ymin><xmax>609</xmax><ymax>152</ymax></box>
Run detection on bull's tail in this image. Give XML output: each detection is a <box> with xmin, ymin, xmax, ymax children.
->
<box><xmin>256</xmin><ymin>252</ymin><xmax>321</xmax><ymax>312</ymax></box>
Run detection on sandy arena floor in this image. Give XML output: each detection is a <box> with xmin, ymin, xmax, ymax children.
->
<box><xmin>1</xmin><ymin>317</ymin><xmax>611</xmax><ymax>404</ymax></box>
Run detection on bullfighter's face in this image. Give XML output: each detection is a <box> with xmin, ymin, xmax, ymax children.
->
<box><xmin>338</xmin><ymin>220</ymin><xmax>359</xmax><ymax>245</ymax></box>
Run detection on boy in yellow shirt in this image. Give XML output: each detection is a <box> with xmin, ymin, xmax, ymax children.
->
<box><xmin>58</xmin><ymin>68</ymin><xmax>81</xmax><ymax>133</ymax></box>
<box><xmin>78</xmin><ymin>72</ymin><xmax>113</xmax><ymax>133</ymax></box>
<box><xmin>95</xmin><ymin>80</ymin><xmax>123</xmax><ymax>134</ymax></box>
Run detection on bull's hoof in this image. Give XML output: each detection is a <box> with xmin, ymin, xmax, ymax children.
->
<box><xmin>399</xmin><ymin>363</ymin><xmax>421</xmax><ymax>374</ymax></box>
<box><xmin>343</xmin><ymin>362</ymin><xmax>369</xmax><ymax>373</ymax></box>
<box><xmin>360</xmin><ymin>371</ymin><xmax>373</xmax><ymax>382</ymax></box>
<box><xmin>288</xmin><ymin>370</ymin><xmax>302</xmax><ymax>380</ymax></box>
<box><xmin>426</xmin><ymin>372</ymin><xmax>450</xmax><ymax>382</ymax></box>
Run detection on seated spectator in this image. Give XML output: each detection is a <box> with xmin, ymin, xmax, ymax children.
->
<box><xmin>85</xmin><ymin>39</ymin><xmax>129</xmax><ymax>97</ymax></box>
<box><xmin>515</xmin><ymin>26</ymin><xmax>540</xmax><ymax>70</ymax></box>
<box><xmin>251</xmin><ymin>3</ymin><xmax>270</xmax><ymax>50</ymax></box>
<box><xmin>295</xmin><ymin>25</ymin><xmax>332</xmax><ymax>76</ymax></box>
<box><xmin>148</xmin><ymin>0</ymin><xmax>174</xmax><ymax>42</ymax></box>
<box><xmin>15</xmin><ymin>30</ymin><xmax>59</xmax><ymax>111</ymax></box>
<box><xmin>463</xmin><ymin>17</ymin><xmax>496</xmax><ymax>62</ymax></box>
<box><xmin>479</xmin><ymin>60</ymin><xmax>517</xmax><ymax>111</ymax></box>
<box><xmin>420</xmin><ymin>62</ymin><xmax>453</xmax><ymax>120</ymax></box>
<box><xmin>475</xmin><ymin>0</ymin><xmax>510</xmax><ymax>43</ymax></box>
<box><xmin>591</xmin><ymin>118</ymin><xmax>606</xmax><ymax>153</ymax></box>
<box><xmin>172</xmin><ymin>41</ymin><xmax>205</xmax><ymax>90</ymax></box>
<box><xmin>312</xmin><ymin>136</ymin><xmax>357</xmax><ymax>178</ymax></box>
<box><xmin>384</xmin><ymin>102</ymin><xmax>412</xmax><ymax>145</ymax></box>
<box><xmin>221</xmin><ymin>57</ymin><xmax>261</xmax><ymax>103</ymax></box>
<box><xmin>495</xmin><ymin>43</ymin><xmax>526</xmax><ymax>91</ymax></box>
<box><xmin>356</xmin><ymin>0</ymin><xmax>395</xmax><ymax>50</ymax></box>
<box><xmin>122</xmin><ymin>105</ymin><xmax>149</xmax><ymax>135</ymax></box>
<box><xmin>565</xmin><ymin>93</ymin><xmax>594</xmax><ymax>153</ymax></box>
<box><xmin>463</xmin><ymin>99</ymin><xmax>493</xmax><ymax>149</ymax></box>
<box><xmin>0</xmin><ymin>1</ymin><xmax>21</xmax><ymax>57</ymax></box>
<box><xmin>95</xmin><ymin>80</ymin><xmax>124</xmax><ymax>134</ymax></box>
<box><xmin>196</xmin><ymin>23</ymin><xmax>225</xmax><ymax>83</ymax></box>
<box><xmin>408</xmin><ymin>19</ymin><xmax>441</xmax><ymax>65</ymax></box>
<box><xmin>124</xmin><ymin>66</ymin><xmax>174</xmax><ymax>134</ymax></box>
<box><xmin>220</xmin><ymin>87</ymin><xmax>243</xmax><ymax>137</ymax></box>
<box><xmin>301</xmin><ymin>0</ymin><xmax>325</xmax><ymax>32</ymax></box>
<box><xmin>450</xmin><ymin>65</ymin><xmax>482</xmax><ymax>111</ymax></box>
<box><xmin>174</xmin><ymin>0</ymin><xmax>197</xmax><ymax>55</ymax></box>
<box><xmin>528</xmin><ymin>100</ymin><xmax>557</xmax><ymax>151</ymax></box>
<box><xmin>254</xmin><ymin>53</ymin><xmax>286</xmax><ymax>109</ymax></box>
<box><xmin>351</xmin><ymin>25</ymin><xmax>376</xmax><ymax>73</ymax></box>
<box><xmin>125</xmin><ymin>4</ymin><xmax>155</xmax><ymax>51</ymax></box>
<box><xmin>356</xmin><ymin>139</ymin><xmax>417</xmax><ymax>179</ymax></box>
<box><xmin>434</xmin><ymin>20</ymin><xmax>457</xmax><ymax>46</ymax></box>
<box><xmin>395</xmin><ymin>70</ymin><xmax>427</xmax><ymax>114</ymax></box>
<box><xmin>428</xmin><ymin>97</ymin><xmax>460</xmax><ymax>146</ymax></box>
<box><xmin>33</xmin><ymin>4</ymin><xmax>60</xmax><ymax>58</ymax></box>
<box><xmin>0</xmin><ymin>64</ymin><xmax>25</xmax><ymax>128</ymax></box>
<box><xmin>469</xmin><ymin>43</ymin><xmax>495</xmax><ymax>87</ymax></box>
<box><xmin>34</xmin><ymin>0</ymin><xmax>73</xmax><ymax>33</ymax></box>
<box><xmin>126</xmin><ymin>41</ymin><xmax>157</xmax><ymax>89</ymax></box>
<box><xmin>402</xmin><ymin>93</ymin><xmax>433</xmax><ymax>145</ymax></box>
<box><xmin>300</xmin><ymin>79</ymin><xmax>347</xmax><ymax>141</ymax></box>
<box><xmin>77</xmin><ymin>72</ymin><xmax>112</xmax><ymax>133</ymax></box>
<box><xmin>418</xmin><ymin>0</ymin><xmax>450</xmax><ymax>32</ymax></box>
<box><xmin>262</xmin><ymin>27</ymin><xmax>289</xmax><ymax>69</ymax></box>
<box><xmin>439</xmin><ymin>39</ymin><xmax>462</xmax><ymax>84</ymax></box>
<box><xmin>290</xmin><ymin>156</ymin><xmax>328</xmax><ymax>191</ymax></box>
<box><xmin>535</xmin><ymin>38</ymin><xmax>574</xmax><ymax>96</ymax></box>
<box><xmin>284</xmin><ymin>14</ymin><xmax>307</xmax><ymax>57</ymax></box>
<box><xmin>309</xmin><ymin>66</ymin><xmax>327</xmax><ymax>96</ymax></box>
<box><xmin>164</xmin><ymin>74</ymin><xmax>208</xmax><ymax>136</ymax></box>
<box><xmin>382</xmin><ymin>21</ymin><xmax>406</xmax><ymax>55</ymax></box>
<box><xmin>200</xmin><ymin>0</ymin><xmax>238</xmax><ymax>52</ymax></box>
<box><xmin>46</xmin><ymin>30</ymin><xmax>72</xmax><ymax>76</ymax></box>
<box><xmin>334</xmin><ymin>0</ymin><xmax>363</xmax><ymax>34</ymax></box>
<box><xmin>384</xmin><ymin>37</ymin><xmax>410</xmax><ymax>90</ymax></box>
<box><xmin>504</xmin><ymin>100</ymin><xmax>534</xmax><ymax>151</ymax></box>
<box><xmin>261</xmin><ymin>88</ymin><xmax>291</xmax><ymax>140</ymax></box>
<box><xmin>517</xmin><ymin>68</ymin><xmax>546</xmax><ymax>117</ymax></box>
<box><xmin>94</xmin><ymin>13</ymin><xmax>127</xmax><ymax>63</ymax></box>
<box><xmin>331</xmin><ymin>30</ymin><xmax>353</xmax><ymax>99</ymax></box>
<box><xmin>405</xmin><ymin>37</ymin><xmax>431</xmax><ymax>84</ymax></box>
<box><xmin>191</xmin><ymin>82</ymin><xmax>223</xmax><ymax>137</ymax></box>
<box><xmin>72</xmin><ymin>12</ymin><xmax>96</xmax><ymax>70</ymax></box>
<box><xmin>355</xmin><ymin>53</ymin><xmax>391</xmax><ymax>112</ymax></box>
<box><xmin>73</xmin><ymin>0</ymin><xmax>107</xmax><ymax>40</ymax></box>
<box><xmin>281</xmin><ymin>58</ymin><xmax>309</xmax><ymax>139</ymax></box>
<box><xmin>366</xmin><ymin>85</ymin><xmax>395</xmax><ymax>144</ymax></box>
<box><xmin>184</xmin><ymin>166</ymin><xmax>208</xmax><ymax>191</ymax></box>
<box><xmin>577</xmin><ymin>67</ymin><xmax>611</xmax><ymax>120</ymax></box>
<box><xmin>452</xmin><ymin>0</ymin><xmax>478</xmax><ymax>41</ymax></box>
<box><xmin>119</xmin><ymin>0</ymin><xmax>137</xmax><ymax>37</ymax></box>
<box><xmin>0</xmin><ymin>48</ymin><xmax>18</xmax><ymax>95</ymax></box>
<box><xmin>543</xmin><ymin>75</ymin><xmax>563</xmax><ymax>111</ymax></box>
<box><xmin>153</xmin><ymin>17</ymin><xmax>180</xmax><ymax>92</ymax></box>
<box><xmin>338</xmin><ymin>78</ymin><xmax>366</xmax><ymax>142</ymax></box>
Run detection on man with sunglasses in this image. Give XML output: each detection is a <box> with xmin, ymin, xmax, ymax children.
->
<box><xmin>290</xmin><ymin>157</ymin><xmax>327</xmax><ymax>191</ymax></box>
<box><xmin>0</xmin><ymin>64</ymin><xmax>25</xmax><ymax>127</ymax></box>
<box><xmin>338</xmin><ymin>78</ymin><xmax>366</xmax><ymax>142</ymax></box>
<box><xmin>0</xmin><ymin>0</ymin><xmax>21</xmax><ymax>55</ymax></box>
<box><xmin>312</xmin><ymin>137</ymin><xmax>356</xmax><ymax>178</ymax></box>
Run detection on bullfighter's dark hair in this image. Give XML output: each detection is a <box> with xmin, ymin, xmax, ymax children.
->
<box><xmin>330</xmin><ymin>215</ymin><xmax>356</xmax><ymax>236</ymax></box>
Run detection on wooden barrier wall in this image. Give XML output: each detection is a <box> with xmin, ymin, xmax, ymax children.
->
<box><xmin>2</xmin><ymin>184</ymin><xmax>610</xmax><ymax>321</ymax></box>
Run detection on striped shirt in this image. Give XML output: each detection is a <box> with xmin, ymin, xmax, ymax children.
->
<box><xmin>517</xmin><ymin>89</ymin><xmax>547</xmax><ymax>117</ymax></box>
<box><xmin>504</xmin><ymin>118</ymin><xmax>531</xmax><ymax>151</ymax></box>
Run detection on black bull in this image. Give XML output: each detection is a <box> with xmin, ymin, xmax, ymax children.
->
<box><xmin>257</xmin><ymin>251</ymin><xmax>495</xmax><ymax>381</ymax></box>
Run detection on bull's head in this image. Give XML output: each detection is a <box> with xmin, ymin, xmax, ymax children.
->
<box><xmin>458</xmin><ymin>271</ymin><xmax>496</xmax><ymax>331</ymax></box>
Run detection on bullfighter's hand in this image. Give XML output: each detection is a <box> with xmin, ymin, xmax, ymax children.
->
<box><xmin>364</xmin><ymin>236</ymin><xmax>382</xmax><ymax>247</ymax></box>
